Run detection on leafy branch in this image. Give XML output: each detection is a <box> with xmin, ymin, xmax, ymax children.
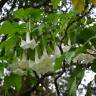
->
<box><xmin>60</xmin><ymin>5</ymin><xmax>93</xmax><ymax>45</ymax></box>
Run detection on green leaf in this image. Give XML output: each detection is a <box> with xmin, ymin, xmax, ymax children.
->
<box><xmin>4</xmin><ymin>35</ymin><xmax>16</xmax><ymax>50</ymax></box>
<box><xmin>14</xmin><ymin>8</ymin><xmax>25</xmax><ymax>19</ymax></box>
<box><xmin>14</xmin><ymin>8</ymin><xmax>42</xmax><ymax>19</ymax></box>
<box><xmin>69</xmin><ymin>77</ymin><xmax>77</xmax><ymax>96</ymax></box>
<box><xmin>4</xmin><ymin>74</ymin><xmax>22</xmax><ymax>92</ymax></box>
<box><xmin>68</xmin><ymin>65</ymin><xmax>84</xmax><ymax>96</ymax></box>
<box><xmin>51</xmin><ymin>0</ymin><xmax>61</xmax><ymax>9</ymax></box>
<box><xmin>76</xmin><ymin>26</ymin><xmax>96</xmax><ymax>44</ymax></box>
<box><xmin>75</xmin><ymin>46</ymin><xmax>86</xmax><ymax>54</ymax></box>
<box><xmin>25</xmin><ymin>8</ymin><xmax>42</xmax><ymax>19</ymax></box>
<box><xmin>0</xmin><ymin>62</ymin><xmax>6</xmax><ymax>77</ymax></box>
<box><xmin>31</xmin><ymin>77</ymin><xmax>37</xmax><ymax>85</ymax></box>
<box><xmin>91</xmin><ymin>59</ymin><xmax>96</xmax><ymax>72</ymax></box>
<box><xmin>54</xmin><ymin>55</ymin><xmax>64</xmax><ymax>71</ymax></box>
<box><xmin>0</xmin><ymin>21</ymin><xmax>20</xmax><ymax>34</ymax></box>
<box><xmin>18</xmin><ymin>22</ymin><xmax>26</xmax><ymax>34</ymax></box>
<box><xmin>0</xmin><ymin>63</ymin><xmax>5</xmax><ymax>72</ymax></box>
<box><xmin>65</xmin><ymin>51</ymin><xmax>75</xmax><ymax>63</ymax></box>
<box><xmin>65</xmin><ymin>46</ymin><xmax>87</xmax><ymax>63</ymax></box>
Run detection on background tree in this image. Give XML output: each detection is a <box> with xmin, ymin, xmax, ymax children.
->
<box><xmin>0</xmin><ymin>0</ymin><xmax>96</xmax><ymax>96</ymax></box>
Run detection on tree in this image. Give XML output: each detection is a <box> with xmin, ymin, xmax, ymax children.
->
<box><xmin>0</xmin><ymin>0</ymin><xmax>96</xmax><ymax>96</ymax></box>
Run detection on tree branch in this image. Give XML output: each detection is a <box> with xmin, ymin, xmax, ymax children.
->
<box><xmin>60</xmin><ymin>5</ymin><xmax>93</xmax><ymax>45</ymax></box>
<box><xmin>20</xmin><ymin>72</ymin><xmax>60</xmax><ymax>95</ymax></box>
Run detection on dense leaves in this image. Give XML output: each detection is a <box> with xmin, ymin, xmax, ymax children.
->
<box><xmin>0</xmin><ymin>0</ymin><xmax>96</xmax><ymax>96</ymax></box>
<box><xmin>14</xmin><ymin>8</ymin><xmax>42</xmax><ymax>20</ymax></box>
<box><xmin>67</xmin><ymin>65</ymin><xmax>84</xmax><ymax>96</ymax></box>
<box><xmin>4</xmin><ymin>74</ymin><xmax>22</xmax><ymax>92</ymax></box>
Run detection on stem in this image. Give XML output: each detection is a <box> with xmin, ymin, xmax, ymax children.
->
<box><xmin>60</xmin><ymin>5</ymin><xmax>93</xmax><ymax>45</ymax></box>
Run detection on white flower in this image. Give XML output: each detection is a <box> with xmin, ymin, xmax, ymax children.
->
<box><xmin>20</xmin><ymin>32</ymin><xmax>37</xmax><ymax>49</ymax></box>
<box><xmin>18</xmin><ymin>53</ymin><xmax>29</xmax><ymax>70</ymax></box>
<box><xmin>29</xmin><ymin>48</ymin><xmax>54</xmax><ymax>74</ymax></box>
<box><xmin>16</xmin><ymin>45</ymin><xmax>61</xmax><ymax>75</ymax></box>
<box><xmin>13</xmin><ymin>68</ymin><xmax>26</xmax><ymax>76</ymax></box>
<box><xmin>73</xmin><ymin>53</ymin><xmax>95</xmax><ymax>64</ymax></box>
<box><xmin>8</xmin><ymin>55</ymin><xmax>27</xmax><ymax>75</ymax></box>
<box><xmin>61</xmin><ymin>38</ymin><xmax>71</xmax><ymax>52</ymax></box>
<box><xmin>35</xmin><ymin>50</ymin><xmax>40</xmax><ymax>64</ymax></box>
<box><xmin>61</xmin><ymin>44</ymin><xmax>71</xmax><ymax>52</ymax></box>
<box><xmin>54</xmin><ymin>45</ymin><xmax>61</xmax><ymax>58</ymax></box>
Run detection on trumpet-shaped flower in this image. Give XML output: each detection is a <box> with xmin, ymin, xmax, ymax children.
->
<box><xmin>29</xmin><ymin>45</ymin><xmax>61</xmax><ymax>74</ymax></box>
<box><xmin>8</xmin><ymin>54</ymin><xmax>27</xmax><ymax>75</ymax></box>
<box><xmin>20</xmin><ymin>32</ymin><xmax>37</xmax><ymax>49</ymax></box>
<box><xmin>13</xmin><ymin>68</ymin><xmax>26</xmax><ymax>76</ymax></box>
<box><xmin>54</xmin><ymin>45</ymin><xmax>61</xmax><ymax>58</ymax></box>
<box><xmin>61</xmin><ymin>44</ymin><xmax>71</xmax><ymax>52</ymax></box>
<box><xmin>61</xmin><ymin>39</ymin><xmax>71</xmax><ymax>52</ymax></box>
<box><xmin>16</xmin><ymin>45</ymin><xmax>61</xmax><ymax>75</ymax></box>
<box><xmin>29</xmin><ymin>48</ymin><xmax>54</xmax><ymax>74</ymax></box>
<box><xmin>18</xmin><ymin>53</ymin><xmax>29</xmax><ymax>70</ymax></box>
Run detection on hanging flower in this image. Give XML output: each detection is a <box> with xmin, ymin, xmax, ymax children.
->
<box><xmin>17</xmin><ymin>45</ymin><xmax>61</xmax><ymax>75</ymax></box>
<box><xmin>18</xmin><ymin>53</ymin><xmax>29</xmax><ymax>70</ymax></box>
<box><xmin>8</xmin><ymin>54</ymin><xmax>26</xmax><ymax>75</ymax></box>
<box><xmin>20</xmin><ymin>32</ymin><xmax>37</xmax><ymax>49</ymax></box>
<box><xmin>61</xmin><ymin>38</ymin><xmax>71</xmax><ymax>52</ymax></box>
<box><xmin>54</xmin><ymin>45</ymin><xmax>61</xmax><ymax>58</ymax></box>
<box><xmin>61</xmin><ymin>44</ymin><xmax>71</xmax><ymax>52</ymax></box>
<box><xmin>13</xmin><ymin>68</ymin><xmax>26</xmax><ymax>76</ymax></box>
<box><xmin>29</xmin><ymin>48</ymin><xmax>54</xmax><ymax>74</ymax></box>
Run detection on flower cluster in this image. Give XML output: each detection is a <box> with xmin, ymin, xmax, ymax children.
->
<box><xmin>17</xmin><ymin>45</ymin><xmax>61</xmax><ymax>75</ymax></box>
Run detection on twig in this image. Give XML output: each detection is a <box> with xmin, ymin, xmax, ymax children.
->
<box><xmin>60</xmin><ymin>5</ymin><xmax>93</xmax><ymax>45</ymax></box>
<box><xmin>20</xmin><ymin>72</ymin><xmax>60</xmax><ymax>95</ymax></box>
<box><xmin>54</xmin><ymin>69</ymin><xmax>65</xmax><ymax>96</ymax></box>
<box><xmin>54</xmin><ymin>60</ymin><xmax>66</xmax><ymax>96</ymax></box>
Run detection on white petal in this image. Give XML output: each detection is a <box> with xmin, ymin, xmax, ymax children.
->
<box><xmin>13</xmin><ymin>68</ymin><xmax>25</xmax><ymax>76</ymax></box>
<box><xmin>31</xmin><ymin>39</ymin><xmax>36</xmax><ymax>45</ymax></box>
<box><xmin>18</xmin><ymin>53</ymin><xmax>29</xmax><ymax>69</ymax></box>
<box><xmin>43</xmin><ymin>48</ymin><xmax>48</xmax><ymax>57</ymax></box>
<box><xmin>20</xmin><ymin>40</ymin><xmax>29</xmax><ymax>49</ymax></box>
<box><xmin>29</xmin><ymin>60</ymin><xmax>36</xmax><ymax>68</ymax></box>
<box><xmin>20</xmin><ymin>33</ymin><xmax>37</xmax><ymax>49</ymax></box>
<box><xmin>32</xmin><ymin>59</ymin><xmax>54</xmax><ymax>74</ymax></box>
<box><xmin>18</xmin><ymin>60</ymin><xmax>29</xmax><ymax>69</ymax></box>
<box><xmin>20</xmin><ymin>40</ymin><xmax>35</xmax><ymax>49</ymax></box>
<box><xmin>30</xmin><ymin>39</ymin><xmax>37</xmax><ymax>49</ymax></box>
<box><xmin>68</xmin><ymin>38</ymin><xmax>71</xmax><ymax>45</ymax></box>
<box><xmin>35</xmin><ymin>50</ymin><xmax>39</xmax><ymax>64</ymax></box>
<box><xmin>20</xmin><ymin>40</ymin><xmax>26</xmax><ymax>46</ymax></box>
<box><xmin>61</xmin><ymin>44</ymin><xmax>70</xmax><ymax>52</ymax></box>
<box><xmin>29</xmin><ymin>48</ymin><xmax>54</xmax><ymax>74</ymax></box>
<box><xmin>54</xmin><ymin>45</ymin><xmax>61</xmax><ymax>58</ymax></box>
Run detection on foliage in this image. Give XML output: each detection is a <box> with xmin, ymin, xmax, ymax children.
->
<box><xmin>0</xmin><ymin>0</ymin><xmax>96</xmax><ymax>96</ymax></box>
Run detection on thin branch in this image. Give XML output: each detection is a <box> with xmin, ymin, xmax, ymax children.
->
<box><xmin>20</xmin><ymin>72</ymin><xmax>60</xmax><ymax>95</ymax></box>
<box><xmin>60</xmin><ymin>5</ymin><xmax>93</xmax><ymax>45</ymax></box>
<box><xmin>54</xmin><ymin>60</ymin><xmax>66</xmax><ymax>96</ymax></box>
